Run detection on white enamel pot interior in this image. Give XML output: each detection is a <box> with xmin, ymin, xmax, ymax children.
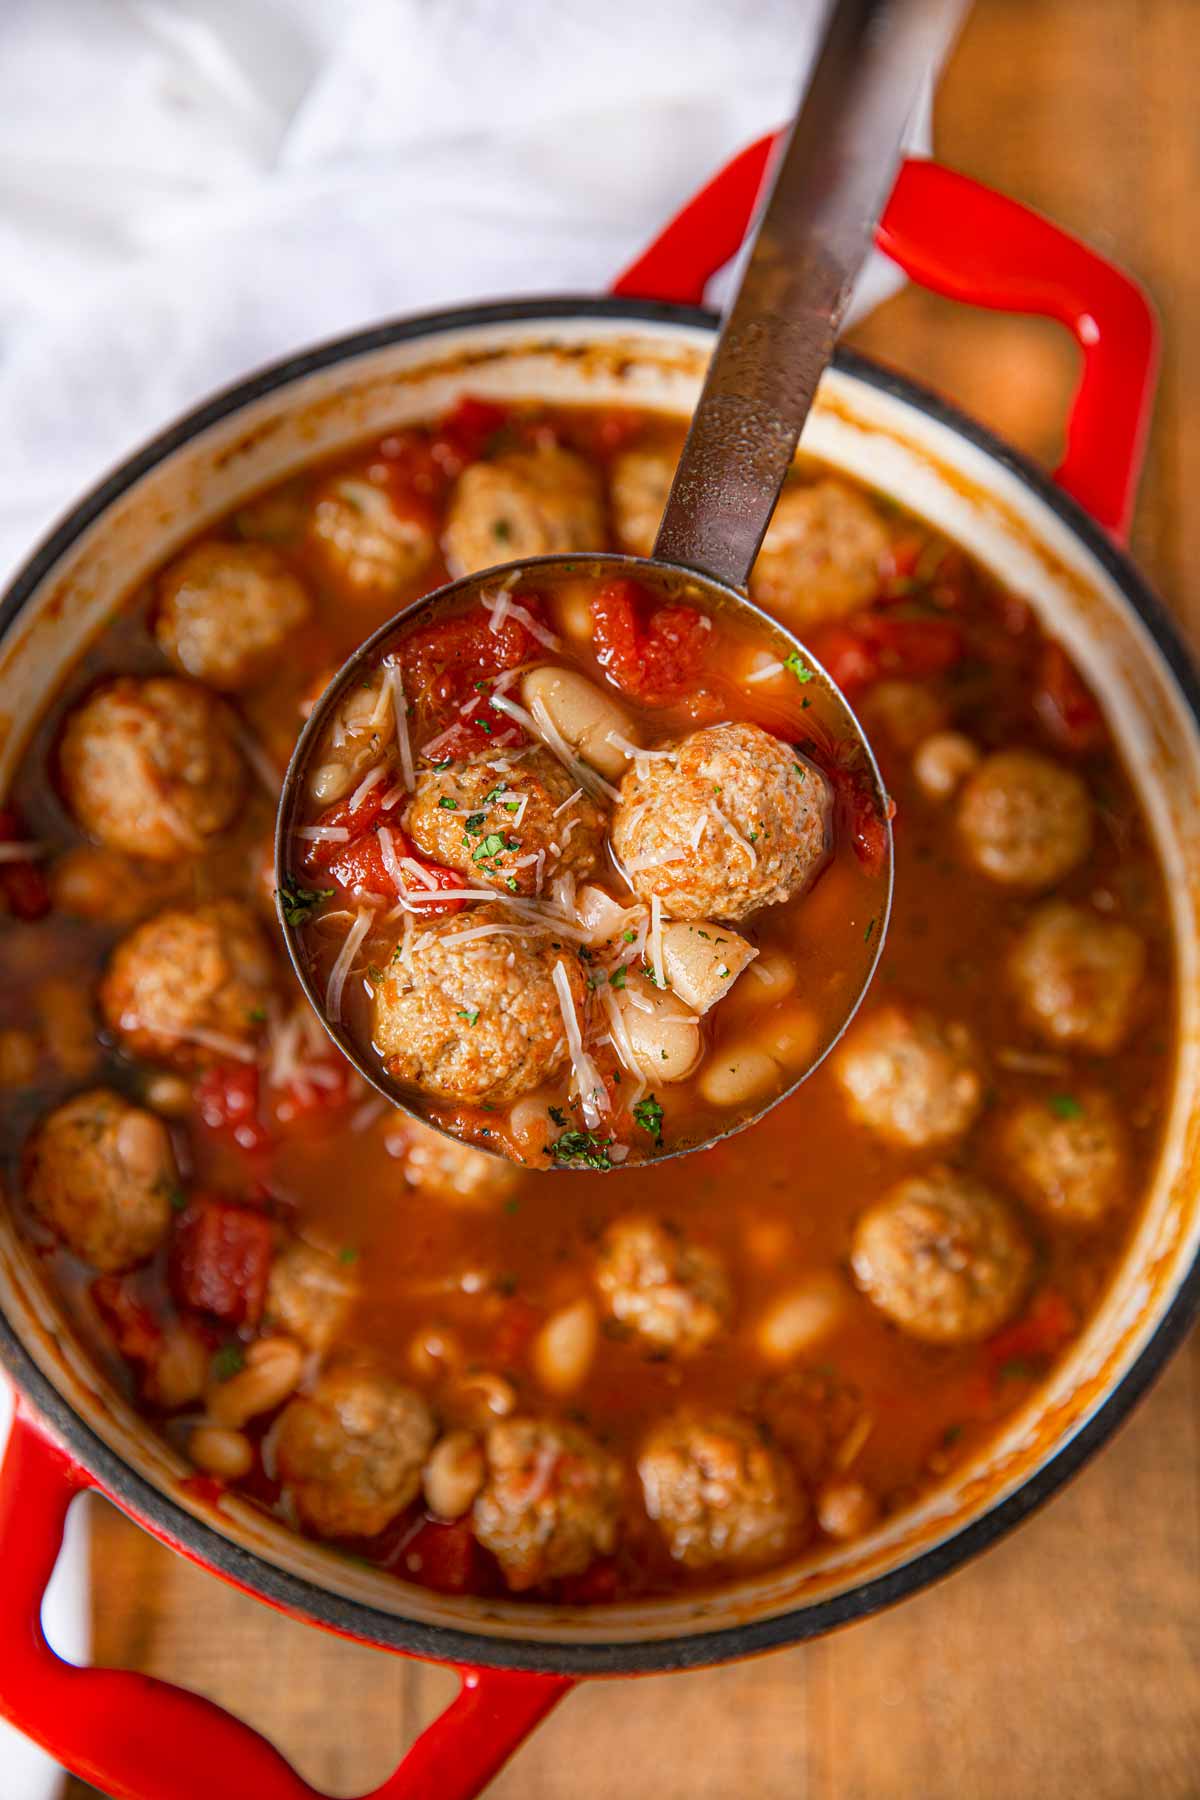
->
<box><xmin>1</xmin><ymin>299</ymin><xmax>1198</xmax><ymax>1676</ymax></box>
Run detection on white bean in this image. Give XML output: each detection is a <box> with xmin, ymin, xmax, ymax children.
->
<box><xmin>507</xmin><ymin>1095</ymin><xmax>555</xmax><ymax>1159</ymax></box>
<box><xmin>446</xmin><ymin>1371</ymin><xmax>516</xmax><ymax>1426</ymax></box>
<box><xmin>152</xmin><ymin>1325</ymin><xmax>208</xmax><ymax>1410</ymax></box>
<box><xmin>553</xmin><ymin>585</ymin><xmax>595</xmax><ymax>645</ymax></box>
<box><xmin>0</xmin><ymin>1028</ymin><xmax>37</xmax><ymax>1086</ymax></box>
<box><xmin>532</xmin><ymin>1297</ymin><xmax>598</xmax><ymax>1395</ymax></box>
<box><xmin>408</xmin><ymin>1325</ymin><xmax>463</xmax><ymax>1381</ymax></box>
<box><xmin>423</xmin><ymin>1431</ymin><xmax>486</xmax><ymax>1519</ymax></box>
<box><xmin>816</xmin><ymin>1477</ymin><xmax>879</xmax><ymax>1541</ymax></box>
<box><xmin>207</xmin><ymin>1336</ymin><xmax>304</xmax><ymax>1428</ymax></box>
<box><xmin>618</xmin><ymin>979</ymin><xmax>702</xmax><ymax>1083</ymax></box>
<box><xmin>190</xmin><ymin>1425</ymin><xmax>253</xmax><ymax>1480</ymax></box>
<box><xmin>520</xmin><ymin>666</ymin><xmax>638</xmax><ymax>779</ymax></box>
<box><xmin>727</xmin><ymin>949</ymin><xmax>797</xmax><ymax>1015</ymax></box>
<box><xmin>913</xmin><ymin>730</ymin><xmax>981</xmax><ymax>801</ymax></box>
<box><xmin>142</xmin><ymin>1071</ymin><xmax>193</xmax><ymax>1117</ymax></box>
<box><xmin>756</xmin><ymin>1003</ymin><xmax>820</xmax><ymax>1072</ymax></box>
<box><xmin>756</xmin><ymin>1274</ymin><xmax>850</xmax><ymax>1364</ymax></box>
<box><xmin>660</xmin><ymin>922</ymin><xmax>757</xmax><ymax>1015</ymax></box>
<box><xmin>698</xmin><ymin>1042</ymin><xmax>779</xmax><ymax>1109</ymax></box>
<box><xmin>114</xmin><ymin>1107</ymin><xmax>174</xmax><ymax>1183</ymax></box>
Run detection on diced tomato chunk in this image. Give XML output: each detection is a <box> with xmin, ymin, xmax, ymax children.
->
<box><xmin>194</xmin><ymin>1063</ymin><xmax>273</xmax><ymax>1153</ymax></box>
<box><xmin>326</xmin><ymin>828</ymin><xmax>464</xmax><ymax>915</ymax></box>
<box><xmin>169</xmin><ymin>1194</ymin><xmax>273</xmax><ymax>1326</ymax></box>
<box><xmin>1034</xmin><ymin>641</ymin><xmax>1107</xmax><ymax>754</ymax></box>
<box><xmin>490</xmin><ymin>1297</ymin><xmax>541</xmax><ymax>1371</ymax></box>
<box><xmin>987</xmin><ymin>1287</ymin><xmax>1077</xmax><ymax>1369</ymax></box>
<box><xmin>401</xmin><ymin>1518</ymin><xmax>482</xmax><ymax>1595</ymax></box>
<box><xmin>0</xmin><ymin>808</ymin><xmax>50</xmax><ymax>921</ymax></box>
<box><xmin>808</xmin><ymin>608</ymin><xmax>965</xmax><ymax>699</ymax></box>
<box><xmin>590</xmin><ymin>580</ymin><xmax>708</xmax><ymax>704</ymax></box>
<box><xmin>91</xmin><ymin>1274</ymin><xmax>162</xmax><ymax>1366</ymax></box>
<box><xmin>302</xmin><ymin>786</ymin><xmax>393</xmax><ymax>873</ymax></box>
<box><xmin>399</xmin><ymin>609</ymin><xmax>536</xmax><ymax>718</ymax></box>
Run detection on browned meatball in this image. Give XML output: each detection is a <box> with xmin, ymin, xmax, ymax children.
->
<box><xmin>997</xmin><ymin>1091</ymin><xmax>1128</xmax><ymax>1227</ymax></box>
<box><xmin>100</xmin><ymin>900</ymin><xmax>276</xmax><ymax>1070</ymax></box>
<box><xmin>155</xmin><ymin>541</ymin><xmax>312</xmax><ymax>691</ymax></box>
<box><xmin>1008</xmin><ymin>901</ymin><xmax>1146</xmax><ymax>1054</ymax></box>
<box><xmin>59</xmin><ymin>676</ymin><xmax>245</xmax><ymax>861</ymax></box>
<box><xmin>373</xmin><ymin>904</ymin><xmax>585</xmax><ymax>1105</ymax></box>
<box><xmin>609</xmin><ymin>446</ymin><xmax>675</xmax><ymax>557</ymax></box>
<box><xmin>394</xmin><ymin>1117</ymin><xmax>520</xmax><ymax>1208</ymax></box>
<box><xmin>472</xmin><ymin>1416</ymin><xmax>622</xmax><ymax>1591</ymax></box>
<box><xmin>637</xmin><ymin>1410</ymin><xmax>803</xmax><ymax>1570</ymax></box>
<box><xmin>443</xmin><ymin>446</ymin><xmax>605</xmax><ymax>579</ymax></box>
<box><xmin>265</xmin><ymin>1239</ymin><xmax>360</xmax><ymax>1351</ymax></box>
<box><xmin>595</xmin><ymin>1216</ymin><xmax>731</xmax><ymax>1354</ymax></box>
<box><xmin>275</xmin><ymin>1365</ymin><xmax>436</xmax><ymax>1539</ymax></box>
<box><xmin>308</xmin><ymin>473</ymin><xmax>436</xmax><ymax>604</ymax></box>
<box><xmin>23</xmin><ymin>1087</ymin><xmax>175</xmax><ymax>1272</ymax></box>
<box><xmin>612</xmin><ymin>723</ymin><xmax>831</xmax><ymax>923</ymax></box>
<box><xmin>957</xmin><ymin>749</ymin><xmax>1092</xmax><ymax>889</ymax></box>
<box><xmin>407</xmin><ymin>748</ymin><xmax>604</xmax><ymax>897</ymax></box>
<box><xmin>750</xmin><ymin>478</ymin><xmax>889</xmax><ymax>626</ymax></box>
<box><xmin>851</xmin><ymin>1169</ymin><xmax>1032</xmax><ymax>1345</ymax></box>
<box><xmin>833</xmin><ymin>1003</ymin><xmax>984</xmax><ymax>1150</ymax></box>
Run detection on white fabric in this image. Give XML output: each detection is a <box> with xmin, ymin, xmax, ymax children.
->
<box><xmin>0</xmin><ymin>3</ymin><xmax>936</xmax><ymax>1792</ymax></box>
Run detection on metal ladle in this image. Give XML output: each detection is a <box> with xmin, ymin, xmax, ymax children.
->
<box><xmin>278</xmin><ymin>0</ymin><xmax>967</xmax><ymax>1165</ymax></box>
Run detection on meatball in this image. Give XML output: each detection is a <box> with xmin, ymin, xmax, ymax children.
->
<box><xmin>833</xmin><ymin>1003</ymin><xmax>984</xmax><ymax>1150</ymax></box>
<box><xmin>59</xmin><ymin>676</ymin><xmax>245</xmax><ymax>861</ymax></box>
<box><xmin>858</xmin><ymin>680</ymin><xmax>948</xmax><ymax>753</ymax></box>
<box><xmin>997</xmin><ymin>1091</ymin><xmax>1127</xmax><ymax>1228</ymax></box>
<box><xmin>266</xmin><ymin>1239</ymin><xmax>360</xmax><ymax>1351</ymax></box>
<box><xmin>637</xmin><ymin>1409</ymin><xmax>802</xmax><ymax>1570</ymax></box>
<box><xmin>472</xmin><ymin>1416</ymin><xmax>622</xmax><ymax>1591</ymax></box>
<box><xmin>957</xmin><ymin>749</ymin><xmax>1092</xmax><ymax>890</ymax></box>
<box><xmin>442</xmin><ymin>447</ymin><xmax>605</xmax><ymax>579</ymax></box>
<box><xmin>308</xmin><ymin>474</ymin><xmax>435</xmax><ymax>604</ymax></box>
<box><xmin>595</xmin><ymin>1216</ymin><xmax>731</xmax><ymax>1354</ymax></box>
<box><xmin>23</xmin><ymin>1087</ymin><xmax>175</xmax><ymax>1272</ymax></box>
<box><xmin>394</xmin><ymin>1117</ymin><xmax>519</xmax><ymax>1208</ymax></box>
<box><xmin>612</xmin><ymin>723</ymin><xmax>831</xmax><ymax>923</ymax></box>
<box><xmin>851</xmin><ymin>1169</ymin><xmax>1032</xmax><ymax>1345</ymax></box>
<box><xmin>373</xmin><ymin>903</ymin><xmax>584</xmax><ymax>1104</ymax></box>
<box><xmin>750</xmin><ymin>478</ymin><xmax>889</xmax><ymax>626</ymax></box>
<box><xmin>275</xmin><ymin>1364</ymin><xmax>436</xmax><ymax>1539</ymax></box>
<box><xmin>610</xmin><ymin>446</ymin><xmax>675</xmax><ymax>558</ymax></box>
<box><xmin>154</xmin><ymin>541</ymin><xmax>312</xmax><ymax>691</ymax></box>
<box><xmin>100</xmin><ymin>900</ymin><xmax>276</xmax><ymax>1070</ymax></box>
<box><xmin>1008</xmin><ymin>901</ymin><xmax>1146</xmax><ymax>1054</ymax></box>
<box><xmin>407</xmin><ymin>748</ymin><xmax>604</xmax><ymax>897</ymax></box>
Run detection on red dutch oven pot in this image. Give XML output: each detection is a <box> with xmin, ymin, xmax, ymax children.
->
<box><xmin>2</xmin><ymin>142</ymin><xmax>1197</xmax><ymax>1800</ymax></box>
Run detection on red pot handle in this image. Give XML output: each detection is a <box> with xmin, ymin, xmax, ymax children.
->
<box><xmin>614</xmin><ymin>139</ymin><xmax>1159</xmax><ymax>543</ymax></box>
<box><xmin>0</xmin><ymin>1402</ymin><xmax>571</xmax><ymax>1800</ymax></box>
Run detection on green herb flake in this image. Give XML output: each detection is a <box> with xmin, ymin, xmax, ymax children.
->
<box><xmin>457</xmin><ymin>1007</ymin><xmax>481</xmax><ymax>1027</ymax></box>
<box><xmin>366</xmin><ymin>964</ymin><xmax>384</xmax><ymax>982</ymax></box>
<box><xmin>864</xmin><ymin>916</ymin><xmax>876</xmax><ymax>945</ymax></box>
<box><xmin>503</xmin><ymin>1198</ymin><xmax>521</xmax><ymax>1215</ymax></box>
<box><xmin>792</xmin><ymin>762</ymin><xmax>807</xmax><ymax>778</ymax></box>
<box><xmin>433</xmin><ymin>758</ymin><xmax>453</xmax><ymax>772</ymax></box>
<box><xmin>473</xmin><ymin>832</ymin><xmax>507</xmax><ymax>861</ymax></box>
<box><xmin>610</xmin><ymin>966</ymin><xmax>627</xmax><ymax>989</ymax></box>
<box><xmin>339</xmin><ymin>1247</ymin><xmax>360</xmax><ymax>1265</ymax></box>
<box><xmin>211</xmin><ymin>1344</ymin><xmax>245</xmax><ymax>1384</ymax></box>
<box><xmin>246</xmin><ymin>1005</ymin><xmax>267</xmax><ymax>1024</ymax></box>
<box><xmin>622</xmin><ymin>929</ymin><xmax>636</xmax><ymax>943</ymax></box>
<box><xmin>276</xmin><ymin>881</ymin><xmax>335</xmax><ymax>927</ymax></box>
<box><xmin>438</xmin><ymin>796</ymin><xmax>458</xmax><ymax>810</ymax></box>
<box><xmin>548</xmin><ymin>1105</ymin><xmax>568</xmax><ymax>1127</ymax></box>
<box><xmin>784</xmin><ymin>650</ymin><xmax>814</xmax><ymax>684</ymax></box>
<box><xmin>632</xmin><ymin>1095</ymin><xmax>665</xmax><ymax>1143</ymax></box>
<box><xmin>493</xmin><ymin>518</ymin><xmax>513</xmax><ymax>542</ymax></box>
<box><xmin>549</xmin><ymin>1130</ymin><xmax>614</xmax><ymax>1170</ymax></box>
<box><xmin>464</xmin><ymin>811</ymin><xmax>488</xmax><ymax>834</ymax></box>
<box><xmin>503</xmin><ymin>800</ymin><xmax>521</xmax><ymax>813</ymax></box>
<box><xmin>1048</xmin><ymin>1093</ymin><xmax>1084</xmax><ymax>1120</ymax></box>
<box><xmin>164</xmin><ymin>1184</ymin><xmax>187</xmax><ymax>1214</ymax></box>
<box><xmin>505</xmin><ymin>876</ymin><xmax>519</xmax><ymax>891</ymax></box>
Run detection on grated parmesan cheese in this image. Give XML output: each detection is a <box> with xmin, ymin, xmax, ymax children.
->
<box><xmin>384</xmin><ymin>660</ymin><xmax>415</xmax><ymax>790</ymax></box>
<box><xmin>347</xmin><ymin>761</ymin><xmax>388</xmax><ymax>814</ymax></box>
<box><xmin>649</xmin><ymin>894</ymin><xmax>666</xmax><ymax>990</ymax></box>
<box><xmin>743</xmin><ymin>658</ymin><xmax>785</xmax><ymax>684</ymax></box>
<box><xmin>482</xmin><ymin>589</ymin><xmax>560</xmax><ymax>650</ymax></box>
<box><xmin>296</xmin><ymin>825</ymin><xmax>351</xmax><ymax>844</ymax></box>
<box><xmin>551</xmin><ymin>959</ymin><xmax>608</xmax><ymax>1129</ymax></box>
<box><xmin>708</xmin><ymin>801</ymin><xmax>756</xmax><ymax>866</ymax></box>
<box><xmin>325</xmin><ymin>908</ymin><xmax>372</xmax><ymax>1023</ymax></box>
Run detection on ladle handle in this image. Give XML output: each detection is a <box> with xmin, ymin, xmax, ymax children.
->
<box><xmin>653</xmin><ymin>0</ymin><xmax>968</xmax><ymax>589</ymax></box>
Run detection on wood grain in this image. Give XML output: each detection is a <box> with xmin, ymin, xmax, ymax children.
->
<box><xmin>64</xmin><ymin>4</ymin><xmax>1200</xmax><ymax>1795</ymax></box>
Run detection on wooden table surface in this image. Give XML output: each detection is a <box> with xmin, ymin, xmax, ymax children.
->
<box><xmin>63</xmin><ymin>3</ymin><xmax>1200</xmax><ymax>1794</ymax></box>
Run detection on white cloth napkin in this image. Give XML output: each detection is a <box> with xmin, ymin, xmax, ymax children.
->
<box><xmin>0</xmin><ymin>3</ymin><xmax>935</xmax><ymax>1792</ymax></box>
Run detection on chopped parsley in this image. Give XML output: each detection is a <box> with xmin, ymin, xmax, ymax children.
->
<box><xmin>1048</xmin><ymin>1093</ymin><xmax>1083</xmax><ymax>1120</ymax></box>
<box><xmin>792</xmin><ymin>762</ymin><xmax>806</xmax><ymax>778</ymax></box>
<box><xmin>161</xmin><ymin>1182</ymin><xmax>187</xmax><ymax>1213</ymax></box>
<box><xmin>784</xmin><ymin>650</ymin><xmax>814</xmax><ymax>684</ymax></box>
<box><xmin>276</xmin><ymin>880</ymin><xmax>334</xmax><ymax>926</ymax></box>
<box><xmin>457</xmin><ymin>1007</ymin><xmax>480</xmax><ymax>1027</ymax></box>
<box><xmin>505</xmin><ymin>876</ymin><xmax>520</xmax><ymax>891</ymax></box>
<box><xmin>339</xmin><ymin>1246</ymin><xmax>360</xmax><ymax>1265</ymax></box>
<box><xmin>549</xmin><ymin>1130</ymin><xmax>614</xmax><ymax>1170</ymax></box>
<box><xmin>548</xmin><ymin>1105</ymin><xmax>568</xmax><ymax>1127</ymax></box>
<box><xmin>493</xmin><ymin>518</ymin><xmax>513</xmax><ymax>542</ymax></box>
<box><xmin>610</xmin><ymin>966</ymin><xmax>628</xmax><ymax>989</ymax></box>
<box><xmin>366</xmin><ymin>963</ymin><xmax>384</xmax><ymax>982</ymax></box>
<box><xmin>473</xmin><ymin>832</ymin><xmax>507</xmax><ymax>861</ymax></box>
<box><xmin>438</xmin><ymin>796</ymin><xmax>458</xmax><ymax>810</ymax></box>
<box><xmin>433</xmin><ymin>758</ymin><xmax>453</xmax><ymax>771</ymax></box>
<box><xmin>246</xmin><ymin>1005</ymin><xmax>267</xmax><ymax>1024</ymax></box>
<box><xmin>503</xmin><ymin>800</ymin><xmax>521</xmax><ymax>812</ymax></box>
<box><xmin>864</xmin><ymin>916</ymin><xmax>876</xmax><ymax>945</ymax></box>
<box><xmin>210</xmin><ymin>1344</ymin><xmax>245</xmax><ymax>1383</ymax></box>
<box><xmin>622</xmin><ymin>929</ymin><xmax>636</xmax><ymax>943</ymax></box>
<box><xmin>632</xmin><ymin>1095</ymin><xmax>665</xmax><ymax>1143</ymax></box>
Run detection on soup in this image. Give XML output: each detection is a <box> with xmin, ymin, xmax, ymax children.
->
<box><xmin>0</xmin><ymin>395</ymin><xmax>1173</xmax><ymax>1601</ymax></box>
<box><xmin>281</xmin><ymin>564</ymin><xmax>889</xmax><ymax>1167</ymax></box>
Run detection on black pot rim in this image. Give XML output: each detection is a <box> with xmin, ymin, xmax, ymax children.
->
<box><xmin>2</xmin><ymin>293</ymin><xmax>1198</xmax><ymax>1678</ymax></box>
